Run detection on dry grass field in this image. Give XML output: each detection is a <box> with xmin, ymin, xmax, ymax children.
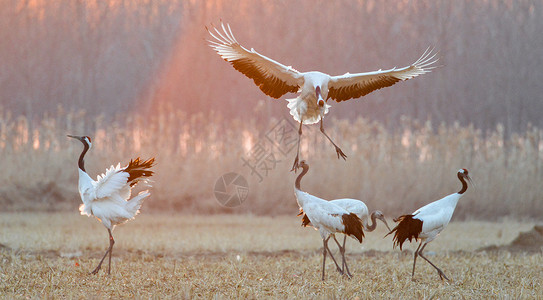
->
<box><xmin>0</xmin><ymin>213</ymin><xmax>541</xmax><ymax>298</ymax></box>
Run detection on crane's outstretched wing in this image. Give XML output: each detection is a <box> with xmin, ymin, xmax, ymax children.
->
<box><xmin>93</xmin><ymin>157</ymin><xmax>155</xmax><ymax>201</ymax></box>
<box><xmin>207</xmin><ymin>22</ymin><xmax>303</xmax><ymax>99</ymax></box>
<box><xmin>93</xmin><ymin>164</ymin><xmax>131</xmax><ymax>200</ymax></box>
<box><xmin>328</xmin><ymin>47</ymin><xmax>438</xmax><ymax>102</ymax></box>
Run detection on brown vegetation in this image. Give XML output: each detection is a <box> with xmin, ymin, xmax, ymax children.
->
<box><xmin>0</xmin><ymin>107</ymin><xmax>541</xmax><ymax>219</ymax></box>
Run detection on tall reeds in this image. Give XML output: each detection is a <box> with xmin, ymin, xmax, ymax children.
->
<box><xmin>0</xmin><ymin>105</ymin><xmax>541</xmax><ymax>219</ymax></box>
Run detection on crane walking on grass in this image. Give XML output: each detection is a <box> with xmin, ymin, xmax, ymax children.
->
<box><xmin>207</xmin><ymin>22</ymin><xmax>439</xmax><ymax>171</ymax></box>
<box><xmin>294</xmin><ymin>160</ymin><xmax>364</xmax><ymax>280</ymax></box>
<box><xmin>386</xmin><ymin>169</ymin><xmax>472</xmax><ymax>281</ymax></box>
<box><xmin>68</xmin><ymin>135</ymin><xmax>155</xmax><ymax>275</ymax></box>
<box><xmin>299</xmin><ymin>199</ymin><xmax>391</xmax><ymax>277</ymax></box>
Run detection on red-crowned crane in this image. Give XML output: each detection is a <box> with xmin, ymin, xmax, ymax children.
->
<box><xmin>386</xmin><ymin>168</ymin><xmax>472</xmax><ymax>281</ymax></box>
<box><xmin>207</xmin><ymin>22</ymin><xmax>438</xmax><ymax>171</ymax></box>
<box><xmin>294</xmin><ymin>160</ymin><xmax>364</xmax><ymax>280</ymax></box>
<box><xmin>68</xmin><ymin>135</ymin><xmax>155</xmax><ymax>275</ymax></box>
<box><xmin>299</xmin><ymin>198</ymin><xmax>391</xmax><ymax>277</ymax></box>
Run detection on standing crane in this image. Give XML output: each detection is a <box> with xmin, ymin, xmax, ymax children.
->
<box><xmin>207</xmin><ymin>22</ymin><xmax>438</xmax><ymax>171</ymax></box>
<box><xmin>68</xmin><ymin>135</ymin><xmax>155</xmax><ymax>275</ymax></box>
<box><xmin>299</xmin><ymin>198</ymin><xmax>391</xmax><ymax>277</ymax></box>
<box><xmin>294</xmin><ymin>160</ymin><xmax>364</xmax><ymax>280</ymax></box>
<box><xmin>386</xmin><ymin>169</ymin><xmax>472</xmax><ymax>281</ymax></box>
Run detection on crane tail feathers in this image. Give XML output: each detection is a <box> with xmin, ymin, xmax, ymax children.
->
<box><xmin>124</xmin><ymin>157</ymin><xmax>155</xmax><ymax>186</ymax></box>
<box><xmin>342</xmin><ymin>213</ymin><xmax>364</xmax><ymax>243</ymax></box>
<box><xmin>297</xmin><ymin>208</ymin><xmax>312</xmax><ymax>227</ymax></box>
<box><xmin>386</xmin><ymin>214</ymin><xmax>423</xmax><ymax>250</ymax></box>
<box><xmin>300</xmin><ymin>213</ymin><xmax>311</xmax><ymax>227</ymax></box>
<box><xmin>126</xmin><ymin>190</ymin><xmax>150</xmax><ymax>216</ymax></box>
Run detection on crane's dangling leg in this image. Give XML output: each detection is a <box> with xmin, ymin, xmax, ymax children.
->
<box><xmin>411</xmin><ymin>242</ymin><xmax>423</xmax><ymax>280</ymax></box>
<box><xmin>417</xmin><ymin>243</ymin><xmax>450</xmax><ymax>281</ymax></box>
<box><xmin>90</xmin><ymin>228</ymin><xmax>115</xmax><ymax>275</ymax></box>
<box><xmin>341</xmin><ymin>235</ymin><xmax>347</xmax><ymax>273</ymax></box>
<box><xmin>332</xmin><ymin>235</ymin><xmax>352</xmax><ymax>278</ymax></box>
<box><xmin>291</xmin><ymin>119</ymin><xmax>303</xmax><ymax>172</ymax></box>
<box><xmin>320</xmin><ymin>118</ymin><xmax>347</xmax><ymax>160</ymax></box>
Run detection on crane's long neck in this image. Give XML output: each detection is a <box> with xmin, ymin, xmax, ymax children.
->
<box><xmin>78</xmin><ymin>143</ymin><xmax>89</xmax><ymax>172</ymax></box>
<box><xmin>365</xmin><ymin>212</ymin><xmax>378</xmax><ymax>232</ymax></box>
<box><xmin>295</xmin><ymin>165</ymin><xmax>309</xmax><ymax>190</ymax></box>
<box><xmin>458</xmin><ymin>173</ymin><xmax>468</xmax><ymax>194</ymax></box>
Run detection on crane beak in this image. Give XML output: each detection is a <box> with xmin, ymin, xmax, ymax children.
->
<box><xmin>466</xmin><ymin>174</ymin><xmax>474</xmax><ymax>186</ymax></box>
<box><xmin>67</xmin><ymin>134</ymin><xmax>82</xmax><ymax>140</ymax></box>
<box><xmin>381</xmin><ymin>217</ymin><xmax>392</xmax><ymax>231</ymax></box>
<box><xmin>315</xmin><ymin>86</ymin><xmax>324</xmax><ymax>107</ymax></box>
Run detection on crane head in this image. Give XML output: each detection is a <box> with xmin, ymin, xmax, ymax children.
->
<box><xmin>458</xmin><ymin>168</ymin><xmax>473</xmax><ymax>185</ymax></box>
<box><xmin>315</xmin><ymin>86</ymin><xmax>325</xmax><ymax>107</ymax></box>
<box><xmin>68</xmin><ymin>135</ymin><xmax>92</xmax><ymax>149</ymax></box>
<box><xmin>373</xmin><ymin>211</ymin><xmax>391</xmax><ymax>231</ymax></box>
<box><xmin>298</xmin><ymin>160</ymin><xmax>308</xmax><ymax>169</ymax></box>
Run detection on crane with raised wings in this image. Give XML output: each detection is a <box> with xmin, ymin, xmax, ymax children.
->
<box><xmin>207</xmin><ymin>22</ymin><xmax>438</xmax><ymax>171</ymax></box>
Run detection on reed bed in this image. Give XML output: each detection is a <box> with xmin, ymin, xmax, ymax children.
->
<box><xmin>0</xmin><ymin>105</ymin><xmax>541</xmax><ymax>219</ymax></box>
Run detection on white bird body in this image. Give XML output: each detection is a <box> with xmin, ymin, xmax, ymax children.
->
<box><xmin>293</xmin><ymin>161</ymin><xmax>363</xmax><ymax>280</ymax></box>
<box><xmin>294</xmin><ymin>190</ymin><xmax>357</xmax><ymax>240</ymax></box>
<box><xmin>77</xmin><ymin>164</ymin><xmax>149</xmax><ymax>230</ymax></box>
<box><xmin>68</xmin><ymin>135</ymin><xmax>155</xmax><ymax>275</ymax></box>
<box><xmin>300</xmin><ymin>198</ymin><xmax>389</xmax><ymax>232</ymax></box>
<box><xmin>411</xmin><ymin>193</ymin><xmax>461</xmax><ymax>242</ymax></box>
<box><xmin>388</xmin><ymin>168</ymin><xmax>472</xmax><ymax>281</ymax></box>
<box><xmin>298</xmin><ymin>197</ymin><xmax>390</xmax><ymax>277</ymax></box>
<box><xmin>328</xmin><ymin>199</ymin><xmax>370</xmax><ymax>228</ymax></box>
<box><xmin>286</xmin><ymin>72</ymin><xmax>331</xmax><ymax>125</ymax></box>
<box><xmin>207</xmin><ymin>22</ymin><xmax>438</xmax><ymax>170</ymax></box>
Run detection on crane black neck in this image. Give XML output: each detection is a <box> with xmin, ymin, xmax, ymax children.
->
<box><xmin>295</xmin><ymin>165</ymin><xmax>309</xmax><ymax>190</ymax></box>
<box><xmin>78</xmin><ymin>142</ymin><xmax>89</xmax><ymax>172</ymax></box>
<box><xmin>457</xmin><ymin>173</ymin><xmax>468</xmax><ymax>194</ymax></box>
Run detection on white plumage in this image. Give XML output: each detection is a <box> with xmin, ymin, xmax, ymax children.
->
<box><xmin>207</xmin><ymin>22</ymin><xmax>438</xmax><ymax>170</ymax></box>
<box><xmin>299</xmin><ymin>198</ymin><xmax>390</xmax><ymax>277</ymax></box>
<box><xmin>68</xmin><ymin>135</ymin><xmax>155</xmax><ymax>275</ymax></box>
<box><xmin>294</xmin><ymin>160</ymin><xmax>364</xmax><ymax>280</ymax></box>
<box><xmin>387</xmin><ymin>168</ymin><xmax>472</xmax><ymax>281</ymax></box>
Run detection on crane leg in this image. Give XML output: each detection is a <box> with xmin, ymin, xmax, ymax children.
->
<box><xmin>325</xmin><ymin>239</ymin><xmax>343</xmax><ymax>275</ymax></box>
<box><xmin>332</xmin><ymin>235</ymin><xmax>352</xmax><ymax>278</ymax></box>
<box><xmin>291</xmin><ymin>120</ymin><xmax>303</xmax><ymax>172</ymax></box>
<box><xmin>107</xmin><ymin>229</ymin><xmax>114</xmax><ymax>275</ymax></box>
<box><xmin>321</xmin><ymin>236</ymin><xmax>343</xmax><ymax>280</ymax></box>
<box><xmin>341</xmin><ymin>235</ymin><xmax>346</xmax><ymax>273</ymax></box>
<box><xmin>321</xmin><ymin>237</ymin><xmax>328</xmax><ymax>281</ymax></box>
<box><xmin>411</xmin><ymin>242</ymin><xmax>423</xmax><ymax>280</ymax></box>
<box><xmin>90</xmin><ymin>228</ymin><xmax>115</xmax><ymax>275</ymax></box>
<box><xmin>320</xmin><ymin>119</ymin><xmax>347</xmax><ymax>160</ymax></box>
<box><xmin>417</xmin><ymin>243</ymin><xmax>450</xmax><ymax>281</ymax></box>
<box><xmin>342</xmin><ymin>235</ymin><xmax>353</xmax><ymax>278</ymax></box>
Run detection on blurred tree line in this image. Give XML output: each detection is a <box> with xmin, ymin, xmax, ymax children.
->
<box><xmin>1</xmin><ymin>0</ymin><xmax>542</xmax><ymax>137</ymax></box>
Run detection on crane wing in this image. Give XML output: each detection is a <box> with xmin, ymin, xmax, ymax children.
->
<box><xmin>328</xmin><ymin>47</ymin><xmax>438</xmax><ymax>102</ymax></box>
<box><xmin>93</xmin><ymin>164</ymin><xmax>130</xmax><ymax>200</ymax></box>
<box><xmin>207</xmin><ymin>22</ymin><xmax>303</xmax><ymax>99</ymax></box>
